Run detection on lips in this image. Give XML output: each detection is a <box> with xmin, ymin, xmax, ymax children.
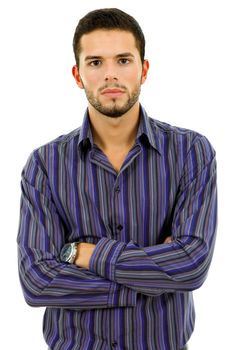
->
<box><xmin>102</xmin><ymin>88</ymin><xmax>124</xmax><ymax>93</ymax></box>
<box><xmin>101</xmin><ymin>88</ymin><xmax>125</xmax><ymax>97</ymax></box>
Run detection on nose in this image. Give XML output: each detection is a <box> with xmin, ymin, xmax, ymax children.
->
<box><xmin>104</xmin><ymin>62</ymin><xmax>118</xmax><ymax>82</ymax></box>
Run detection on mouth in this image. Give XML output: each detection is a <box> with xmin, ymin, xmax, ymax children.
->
<box><xmin>101</xmin><ymin>88</ymin><xmax>125</xmax><ymax>98</ymax></box>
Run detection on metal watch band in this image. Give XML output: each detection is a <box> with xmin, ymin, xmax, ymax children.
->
<box><xmin>68</xmin><ymin>242</ymin><xmax>78</xmax><ymax>263</ymax></box>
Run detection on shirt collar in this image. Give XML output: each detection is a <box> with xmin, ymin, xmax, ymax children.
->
<box><xmin>78</xmin><ymin>105</ymin><xmax>161</xmax><ymax>155</ymax></box>
<box><xmin>136</xmin><ymin>105</ymin><xmax>161</xmax><ymax>155</ymax></box>
<box><xmin>78</xmin><ymin>109</ymin><xmax>94</xmax><ymax>151</ymax></box>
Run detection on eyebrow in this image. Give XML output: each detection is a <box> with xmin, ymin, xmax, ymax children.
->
<box><xmin>84</xmin><ymin>52</ymin><xmax>135</xmax><ymax>61</ymax></box>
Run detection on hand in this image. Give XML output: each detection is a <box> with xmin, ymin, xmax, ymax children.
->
<box><xmin>74</xmin><ymin>243</ymin><xmax>96</xmax><ymax>269</ymax></box>
<box><xmin>163</xmin><ymin>236</ymin><xmax>173</xmax><ymax>244</ymax></box>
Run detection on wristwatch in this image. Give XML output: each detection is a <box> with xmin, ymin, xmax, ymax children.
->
<box><xmin>60</xmin><ymin>242</ymin><xmax>78</xmax><ymax>263</ymax></box>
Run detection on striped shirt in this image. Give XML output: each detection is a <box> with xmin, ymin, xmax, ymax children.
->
<box><xmin>17</xmin><ymin>105</ymin><xmax>217</xmax><ymax>350</ymax></box>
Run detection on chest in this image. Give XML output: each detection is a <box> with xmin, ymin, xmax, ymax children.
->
<box><xmin>104</xmin><ymin>149</ymin><xmax>130</xmax><ymax>173</ymax></box>
<box><xmin>50</xmin><ymin>145</ymin><xmax>180</xmax><ymax>246</ymax></box>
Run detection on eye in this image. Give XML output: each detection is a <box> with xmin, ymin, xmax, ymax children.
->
<box><xmin>119</xmin><ymin>58</ymin><xmax>130</xmax><ymax>65</ymax></box>
<box><xmin>89</xmin><ymin>60</ymin><xmax>102</xmax><ymax>67</ymax></box>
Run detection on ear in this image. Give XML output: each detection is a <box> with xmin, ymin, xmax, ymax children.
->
<box><xmin>141</xmin><ymin>59</ymin><xmax>149</xmax><ymax>85</ymax></box>
<box><xmin>72</xmin><ymin>65</ymin><xmax>84</xmax><ymax>89</ymax></box>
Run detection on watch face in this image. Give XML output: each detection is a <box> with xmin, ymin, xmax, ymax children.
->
<box><xmin>60</xmin><ymin>243</ymin><xmax>72</xmax><ymax>262</ymax></box>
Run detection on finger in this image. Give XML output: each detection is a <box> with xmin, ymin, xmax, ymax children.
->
<box><xmin>164</xmin><ymin>236</ymin><xmax>173</xmax><ymax>244</ymax></box>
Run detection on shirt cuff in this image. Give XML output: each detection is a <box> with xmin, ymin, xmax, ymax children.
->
<box><xmin>89</xmin><ymin>237</ymin><xmax>126</xmax><ymax>281</ymax></box>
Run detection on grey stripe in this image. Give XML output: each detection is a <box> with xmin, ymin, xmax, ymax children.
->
<box><xmin>18</xmin><ymin>106</ymin><xmax>217</xmax><ymax>349</ymax></box>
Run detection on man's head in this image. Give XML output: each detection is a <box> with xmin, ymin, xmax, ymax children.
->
<box><xmin>72</xmin><ymin>8</ymin><xmax>149</xmax><ymax>118</ymax></box>
<box><xmin>73</xmin><ymin>8</ymin><xmax>145</xmax><ymax>69</ymax></box>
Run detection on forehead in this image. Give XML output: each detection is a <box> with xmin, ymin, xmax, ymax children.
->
<box><xmin>79</xmin><ymin>30</ymin><xmax>138</xmax><ymax>57</ymax></box>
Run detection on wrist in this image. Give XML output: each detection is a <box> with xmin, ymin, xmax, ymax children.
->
<box><xmin>75</xmin><ymin>242</ymin><xmax>96</xmax><ymax>269</ymax></box>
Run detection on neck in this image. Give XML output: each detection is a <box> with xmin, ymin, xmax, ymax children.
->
<box><xmin>88</xmin><ymin>103</ymin><xmax>141</xmax><ymax>152</ymax></box>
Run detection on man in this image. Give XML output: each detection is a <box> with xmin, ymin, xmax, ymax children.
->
<box><xmin>17</xmin><ymin>8</ymin><xmax>217</xmax><ymax>350</ymax></box>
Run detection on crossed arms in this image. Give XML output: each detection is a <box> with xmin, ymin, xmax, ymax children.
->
<box><xmin>17</xmin><ymin>136</ymin><xmax>217</xmax><ymax>309</ymax></box>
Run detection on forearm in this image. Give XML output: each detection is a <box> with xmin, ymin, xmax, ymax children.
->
<box><xmin>88</xmin><ymin>236</ymin><xmax>213</xmax><ymax>296</ymax></box>
<box><xmin>18</xmin><ymin>245</ymin><xmax>136</xmax><ymax>309</ymax></box>
<box><xmin>74</xmin><ymin>237</ymin><xmax>173</xmax><ymax>271</ymax></box>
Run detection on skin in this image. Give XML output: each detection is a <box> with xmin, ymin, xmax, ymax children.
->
<box><xmin>72</xmin><ymin>30</ymin><xmax>149</xmax><ymax>153</ymax></box>
<box><xmin>72</xmin><ymin>29</ymin><xmax>171</xmax><ymax>269</ymax></box>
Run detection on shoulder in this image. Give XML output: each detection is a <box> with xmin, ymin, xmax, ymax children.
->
<box><xmin>150</xmin><ymin>116</ymin><xmax>200</xmax><ymax>139</ymax></box>
<box><xmin>23</xmin><ymin>126</ymin><xmax>82</xmax><ymax>173</ymax></box>
<box><xmin>41</xmin><ymin>126</ymin><xmax>82</xmax><ymax>148</ymax></box>
<box><xmin>149</xmin><ymin>116</ymin><xmax>216</xmax><ymax>161</ymax></box>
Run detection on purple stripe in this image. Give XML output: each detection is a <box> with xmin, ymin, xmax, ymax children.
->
<box><xmin>17</xmin><ymin>106</ymin><xmax>217</xmax><ymax>349</ymax></box>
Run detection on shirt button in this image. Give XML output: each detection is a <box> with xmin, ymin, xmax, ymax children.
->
<box><xmin>115</xmin><ymin>186</ymin><xmax>120</xmax><ymax>193</ymax></box>
<box><xmin>117</xmin><ymin>224</ymin><xmax>123</xmax><ymax>231</ymax></box>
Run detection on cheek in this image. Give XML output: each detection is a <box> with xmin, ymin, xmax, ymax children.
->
<box><xmin>124</xmin><ymin>66</ymin><xmax>142</xmax><ymax>83</ymax></box>
<box><xmin>82</xmin><ymin>76</ymin><xmax>93</xmax><ymax>88</ymax></box>
<box><xmin>80</xmin><ymin>70</ymin><xmax>99</xmax><ymax>88</ymax></box>
<box><xmin>125</xmin><ymin>73</ymin><xmax>142</xmax><ymax>90</ymax></box>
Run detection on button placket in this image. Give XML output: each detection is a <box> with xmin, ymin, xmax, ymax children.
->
<box><xmin>111</xmin><ymin>175</ymin><xmax>123</xmax><ymax>238</ymax></box>
<box><xmin>115</xmin><ymin>185</ymin><xmax>120</xmax><ymax>193</ymax></box>
<box><xmin>111</xmin><ymin>341</ymin><xmax>118</xmax><ymax>348</ymax></box>
<box><xmin>116</xmin><ymin>224</ymin><xmax>123</xmax><ymax>231</ymax></box>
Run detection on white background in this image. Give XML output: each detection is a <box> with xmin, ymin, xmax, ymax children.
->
<box><xmin>0</xmin><ymin>0</ymin><xmax>239</xmax><ymax>349</ymax></box>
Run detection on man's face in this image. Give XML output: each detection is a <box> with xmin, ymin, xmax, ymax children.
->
<box><xmin>74</xmin><ymin>29</ymin><xmax>149</xmax><ymax>118</ymax></box>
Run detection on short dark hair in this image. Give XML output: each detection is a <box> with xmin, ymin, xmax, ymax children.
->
<box><xmin>73</xmin><ymin>8</ymin><xmax>145</xmax><ymax>68</ymax></box>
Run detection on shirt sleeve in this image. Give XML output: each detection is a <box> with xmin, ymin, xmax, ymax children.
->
<box><xmin>17</xmin><ymin>151</ymin><xmax>137</xmax><ymax>309</ymax></box>
<box><xmin>89</xmin><ymin>135</ymin><xmax>217</xmax><ymax>296</ymax></box>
